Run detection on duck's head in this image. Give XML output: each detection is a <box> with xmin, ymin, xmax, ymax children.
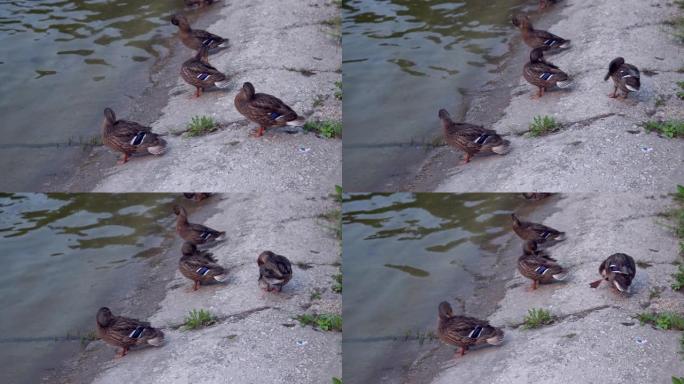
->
<box><xmin>96</xmin><ymin>307</ymin><xmax>114</xmax><ymax>327</ymax></box>
<box><xmin>611</xmin><ymin>273</ymin><xmax>632</xmax><ymax>293</ymax></box>
<box><xmin>523</xmin><ymin>240</ymin><xmax>538</xmax><ymax>255</ymax></box>
<box><xmin>240</xmin><ymin>82</ymin><xmax>256</xmax><ymax>99</ymax></box>
<box><xmin>181</xmin><ymin>242</ymin><xmax>197</xmax><ymax>256</ymax></box>
<box><xmin>529</xmin><ymin>47</ymin><xmax>548</xmax><ymax>63</ymax></box>
<box><xmin>173</xmin><ymin>205</ymin><xmax>186</xmax><ymax>217</ymax></box>
<box><xmin>257</xmin><ymin>250</ymin><xmax>275</xmax><ymax>266</ymax></box>
<box><xmin>103</xmin><ymin>108</ymin><xmax>116</xmax><ymax>124</ymax></box>
<box><xmin>604</xmin><ymin>57</ymin><xmax>625</xmax><ymax>81</ymax></box>
<box><xmin>195</xmin><ymin>45</ymin><xmax>210</xmax><ymax>62</ymax></box>
<box><xmin>438</xmin><ymin>301</ymin><xmax>454</xmax><ymax>320</ymax></box>
<box><xmin>171</xmin><ymin>14</ymin><xmax>190</xmax><ymax>30</ymax></box>
<box><xmin>512</xmin><ymin>14</ymin><xmax>532</xmax><ymax>30</ymax></box>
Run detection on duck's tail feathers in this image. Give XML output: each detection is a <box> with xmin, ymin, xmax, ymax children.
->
<box><xmin>286</xmin><ymin>116</ymin><xmax>306</xmax><ymax>127</ymax></box>
<box><xmin>213</xmin><ymin>273</ymin><xmax>228</xmax><ymax>282</ymax></box>
<box><xmin>486</xmin><ymin>330</ymin><xmax>504</xmax><ymax>345</ymax></box>
<box><xmin>215</xmin><ymin>80</ymin><xmax>231</xmax><ymax>89</ymax></box>
<box><xmin>147</xmin><ymin>139</ymin><xmax>167</xmax><ymax>156</ymax></box>
<box><xmin>146</xmin><ymin>331</ymin><xmax>165</xmax><ymax>346</ymax></box>
<box><xmin>556</xmin><ymin>80</ymin><xmax>573</xmax><ymax>88</ymax></box>
<box><xmin>492</xmin><ymin>140</ymin><xmax>511</xmax><ymax>155</ymax></box>
<box><xmin>559</xmin><ymin>40</ymin><xmax>571</xmax><ymax>49</ymax></box>
<box><xmin>554</xmin><ymin>232</ymin><xmax>566</xmax><ymax>241</ymax></box>
<box><xmin>553</xmin><ymin>271</ymin><xmax>568</xmax><ymax>281</ymax></box>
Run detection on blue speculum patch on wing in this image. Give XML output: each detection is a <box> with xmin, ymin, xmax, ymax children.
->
<box><xmin>473</xmin><ymin>134</ymin><xmax>489</xmax><ymax>145</ymax></box>
<box><xmin>539</xmin><ymin>73</ymin><xmax>553</xmax><ymax>81</ymax></box>
<box><xmin>197</xmin><ymin>73</ymin><xmax>210</xmax><ymax>81</ymax></box>
<box><xmin>269</xmin><ymin>112</ymin><xmax>282</xmax><ymax>120</ymax></box>
<box><xmin>535</xmin><ymin>266</ymin><xmax>549</xmax><ymax>275</ymax></box>
<box><xmin>468</xmin><ymin>325</ymin><xmax>483</xmax><ymax>338</ymax></box>
<box><xmin>196</xmin><ymin>266</ymin><xmax>210</xmax><ymax>275</ymax></box>
<box><xmin>130</xmin><ymin>132</ymin><xmax>146</xmax><ymax>146</ymax></box>
<box><xmin>129</xmin><ymin>326</ymin><xmax>145</xmax><ymax>338</ymax></box>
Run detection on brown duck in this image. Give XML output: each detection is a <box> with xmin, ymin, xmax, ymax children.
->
<box><xmin>512</xmin><ymin>14</ymin><xmax>570</xmax><ymax>50</ymax></box>
<box><xmin>173</xmin><ymin>205</ymin><xmax>225</xmax><ymax>245</ymax></box>
<box><xmin>437</xmin><ymin>301</ymin><xmax>504</xmax><ymax>358</ymax></box>
<box><xmin>257</xmin><ymin>251</ymin><xmax>293</xmax><ymax>292</ymax></box>
<box><xmin>96</xmin><ymin>307</ymin><xmax>164</xmax><ymax>358</ymax></box>
<box><xmin>171</xmin><ymin>14</ymin><xmax>227</xmax><ymax>51</ymax></box>
<box><xmin>438</xmin><ymin>108</ymin><xmax>510</xmax><ymax>165</ymax></box>
<box><xmin>180</xmin><ymin>45</ymin><xmax>230</xmax><ymax>97</ymax></box>
<box><xmin>523</xmin><ymin>47</ymin><xmax>572</xmax><ymax>98</ymax></box>
<box><xmin>511</xmin><ymin>213</ymin><xmax>565</xmax><ymax>243</ymax></box>
<box><xmin>604</xmin><ymin>57</ymin><xmax>640</xmax><ymax>99</ymax></box>
<box><xmin>101</xmin><ymin>108</ymin><xmax>166</xmax><ymax>165</ymax></box>
<box><xmin>589</xmin><ymin>253</ymin><xmax>636</xmax><ymax>293</ymax></box>
<box><xmin>234</xmin><ymin>82</ymin><xmax>306</xmax><ymax>137</ymax></box>
<box><xmin>179</xmin><ymin>242</ymin><xmax>227</xmax><ymax>290</ymax></box>
<box><xmin>518</xmin><ymin>240</ymin><xmax>567</xmax><ymax>289</ymax></box>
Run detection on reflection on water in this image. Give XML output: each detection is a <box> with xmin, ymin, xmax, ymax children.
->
<box><xmin>342</xmin><ymin>193</ymin><xmax>529</xmax><ymax>384</ymax></box>
<box><xmin>0</xmin><ymin>0</ymin><xmax>185</xmax><ymax>190</ymax></box>
<box><xmin>0</xmin><ymin>193</ymin><xmax>178</xmax><ymax>384</ymax></box>
<box><xmin>342</xmin><ymin>0</ymin><xmax>530</xmax><ymax>190</ymax></box>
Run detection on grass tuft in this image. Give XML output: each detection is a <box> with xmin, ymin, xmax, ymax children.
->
<box><xmin>636</xmin><ymin>311</ymin><xmax>684</xmax><ymax>330</ymax></box>
<box><xmin>672</xmin><ymin>265</ymin><xmax>684</xmax><ymax>291</ymax></box>
<box><xmin>677</xmin><ymin>81</ymin><xmax>684</xmax><ymax>100</ymax></box>
<box><xmin>186</xmin><ymin>116</ymin><xmax>217</xmax><ymax>137</ymax></box>
<box><xmin>334</xmin><ymin>81</ymin><xmax>342</xmax><ymax>100</ymax></box>
<box><xmin>296</xmin><ymin>313</ymin><xmax>342</xmax><ymax>332</ymax></box>
<box><xmin>332</xmin><ymin>272</ymin><xmax>342</xmax><ymax>293</ymax></box>
<box><xmin>529</xmin><ymin>115</ymin><xmax>559</xmax><ymax>137</ymax></box>
<box><xmin>304</xmin><ymin>120</ymin><xmax>342</xmax><ymax>139</ymax></box>
<box><xmin>643</xmin><ymin>120</ymin><xmax>684</xmax><ymax>138</ymax></box>
<box><xmin>332</xmin><ymin>378</ymin><xmax>343</xmax><ymax>384</ymax></box>
<box><xmin>522</xmin><ymin>308</ymin><xmax>553</xmax><ymax>329</ymax></box>
<box><xmin>183</xmin><ymin>309</ymin><xmax>216</xmax><ymax>330</ymax></box>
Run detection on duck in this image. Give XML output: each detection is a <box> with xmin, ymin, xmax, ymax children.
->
<box><xmin>171</xmin><ymin>14</ymin><xmax>227</xmax><ymax>51</ymax></box>
<box><xmin>522</xmin><ymin>193</ymin><xmax>552</xmax><ymax>200</ymax></box>
<box><xmin>179</xmin><ymin>242</ymin><xmax>227</xmax><ymax>290</ymax></box>
<box><xmin>180</xmin><ymin>45</ymin><xmax>230</xmax><ymax>97</ymax></box>
<box><xmin>518</xmin><ymin>240</ymin><xmax>567</xmax><ymax>289</ymax></box>
<box><xmin>512</xmin><ymin>14</ymin><xmax>570</xmax><ymax>50</ymax></box>
<box><xmin>523</xmin><ymin>47</ymin><xmax>572</xmax><ymax>98</ymax></box>
<box><xmin>539</xmin><ymin>0</ymin><xmax>561</xmax><ymax>10</ymax></box>
<box><xmin>257</xmin><ymin>251</ymin><xmax>293</xmax><ymax>292</ymax></box>
<box><xmin>437</xmin><ymin>301</ymin><xmax>504</xmax><ymax>358</ymax></box>
<box><xmin>234</xmin><ymin>82</ymin><xmax>306</xmax><ymax>137</ymax></box>
<box><xmin>604</xmin><ymin>57</ymin><xmax>640</xmax><ymax>99</ymax></box>
<box><xmin>438</xmin><ymin>109</ymin><xmax>510</xmax><ymax>165</ymax></box>
<box><xmin>184</xmin><ymin>0</ymin><xmax>217</xmax><ymax>8</ymax></box>
<box><xmin>183</xmin><ymin>193</ymin><xmax>212</xmax><ymax>201</ymax></box>
<box><xmin>101</xmin><ymin>108</ymin><xmax>167</xmax><ymax>165</ymax></box>
<box><xmin>511</xmin><ymin>213</ymin><xmax>565</xmax><ymax>243</ymax></box>
<box><xmin>589</xmin><ymin>253</ymin><xmax>636</xmax><ymax>293</ymax></box>
<box><xmin>96</xmin><ymin>307</ymin><xmax>164</xmax><ymax>358</ymax></box>
<box><xmin>173</xmin><ymin>205</ymin><xmax>225</xmax><ymax>245</ymax></box>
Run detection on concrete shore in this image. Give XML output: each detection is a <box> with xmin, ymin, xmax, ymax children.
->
<box><xmin>429</xmin><ymin>193</ymin><xmax>683</xmax><ymax>383</ymax></box>
<box><xmin>68</xmin><ymin>0</ymin><xmax>341</xmax><ymax>193</ymax></box>
<box><xmin>416</xmin><ymin>0</ymin><xmax>683</xmax><ymax>192</ymax></box>
<box><xmin>56</xmin><ymin>193</ymin><xmax>341</xmax><ymax>383</ymax></box>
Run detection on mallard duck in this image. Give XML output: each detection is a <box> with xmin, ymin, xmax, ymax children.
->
<box><xmin>539</xmin><ymin>0</ymin><xmax>561</xmax><ymax>10</ymax></box>
<box><xmin>183</xmin><ymin>193</ymin><xmax>212</xmax><ymax>201</ymax></box>
<box><xmin>438</xmin><ymin>109</ymin><xmax>510</xmax><ymax>165</ymax></box>
<box><xmin>173</xmin><ymin>205</ymin><xmax>225</xmax><ymax>245</ymax></box>
<box><xmin>512</xmin><ymin>14</ymin><xmax>570</xmax><ymax>50</ymax></box>
<box><xmin>96</xmin><ymin>307</ymin><xmax>164</xmax><ymax>358</ymax></box>
<box><xmin>171</xmin><ymin>14</ymin><xmax>227</xmax><ymax>51</ymax></box>
<box><xmin>523</xmin><ymin>47</ymin><xmax>572</xmax><ymax>98</ymax></box>
<box><xmin>180</xmin><ymin>45</ymin><xmax>230</xmax><ymax>97</ymax></box>
<box><xmin>589</xmin><ymin>253</ymin><xmax>636</xmax><ymax>293</ymax></box>
<box><xmin>101</xmin><ymin>108</ymin><xmax>166</xmax><ymax>165</ymax></box>
<box><xmin>179</xmin><ymin>242</ymin><xmax>227</xmax><ymax>290</ymax></box>
<box><xmin>518</xmin><ymin>240</ymin><xmax>567</xmax><ymax>289</ymax></box>
<box><xmin>511</xmin><ymin>213</ymin><xmax>565</xmax><ymax>243</ymax></box>
<box><xmin>234</xmin><ymin>82</ymin><xmax>306</xmax><ymax>137</ymax></box>
<box><xmin>604</xmin><ymin>57</ymin><xmax>640</xmax><ymax>99</ymax></box>
<box><xmin>185</xmin><ymin>0</ymin><xmax>216</xmax><ymax>7</ymax></box>
<box><xmin>522</xmin><ymin>193</ymin><xmax>552</xmax><ymax>200</ymax></box>
<box><xmin>257</xmin><ymin>251</ymin><xmax>293</xmax><ymax>292</ymax></box>
<box><xmin>437</xmin><ymin>301</ymin><xmax>504</xmax><ymax>357</ymax></box>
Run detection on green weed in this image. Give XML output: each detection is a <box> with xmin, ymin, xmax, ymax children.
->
<box><xmin>522</xmin><ymin>308</ymin><xmax>554</xmax><ymax>329</ymax></box>
<box><xmin>636</xmin><ymin>311</ymin><xmax>684</xmax><ymax>330</ymax></box>
<box><xmin>643</xmin><ymin>120</ymin><xmax>684</xmax><ymax>138</ymax></box>
<box><xmin>296</xmin><ymin>313</ymin><xmax>342</xmax><ymax>332</ymax></box>
<box><xmin>183</xmin><ymin>309</ymin><xmax>216</xmax><ymax>330</ymax></box>
<box><xmin>304</xmin><ymin>120</ymin><xmax>342</xmax><ymax>138</ymax></box>
<box><xmin>529</xmin><ymin>116</ymin><xmax>559</xmax><ymax>137</ymax></box>
<box><xmin>186</xmin><ymin>116</ymin><xmax>217</xmax><ymax>137</ymax></box>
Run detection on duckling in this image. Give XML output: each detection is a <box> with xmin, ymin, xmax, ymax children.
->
<box><xmin>518</xmin><ymin>240</ymin><xmax>567</xmax><ymax>290</ymax></box>
<box><xmin>234</xmin><ymin>82</ymin><xmax>306</xmax><ymax>137</ymax></box>
<box><xmin>539</xmin><ymin>0</ymin><xmax>561</xmax><ymax>10</ymax></box>
<box><xmin>438</xmin><ymin>108</ymin><xmax>510</xmax><ymax>165</ymax></box>
<box><xmin>179</xmin><ymin>242</ymin><xmax>227</xmax><ymax>290</ymax></box>
<box><xmin>173</xmin><ymin>205</ymin><xmax>225</xmax><ymax>245</ymax></box>
<box><xmin>96</xmin><ymin>307</ymin><xmax>164</xmax><ymax>358</ymax></box>
<box><xmin>257</xmin><ymin>251</ymin><xmax>293</xmax><ymax>292</ymax></box>
<box><xmin>101</xmin><ymin>108</ymin><xmax>167</xmax><ymax>165</ymax></box>
<box><xmin>511</xmin><ymin>213</ymin><xmax>565</xmax><ymax>243</ymax></box>
<box><xmin>512</xmin><ymin>14</ymin><xmax>570</xmax><ymax>50</ymax></box>
<box><xmin>589</xmin><ymin>253</ymin><xmax>636</xmax><ymax>293</ymax></box>
<box><xmin>171</xmin><ymin>14</ymin><xmax>227</xmax><ymax>51</ymax></box>
<box><xmin>180</xmin><ymin>45</ymin><xmax>230</xmax><ymax>97</ymax></box>
<box><xmin>183</xmin><ymin>193</ymin><xmax>212</xmax><ymax>201</ymax></box>
<box><xmin>185</xmin><ymin>0</ymin><xmax>216</xmax><ymax>6</ymax></box>
<box><xmin>604</xmin><ymin>57</ymin><xmax>640</xmax><ymax>99</ymax></box>
<box><xmin>523</xmin><ymin>47</ymin><xmax>572</xmax><ymax>98</ymax></box>
<box><xmin>437</xmin><ymin>301</ymin><xmax>504</xmax><ymax>358</ymax></box>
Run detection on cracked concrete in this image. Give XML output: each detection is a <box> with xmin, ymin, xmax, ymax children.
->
<box><xmin>58</xmin><ymin>193</ymin><xmax>341</xmax><ymax>383</ymax></box>
<box><xmin>430</xmin><ymin>193</ymin><xmax>684</xmax><ymax>383</ymax></box>
<box><xmin>420</xmin><ymin>0</ymin><xmax>683</xmax><ymax>193</ymax></box>
<box><xmin>69</xmin><ymin>0</ymin><xmax>341</xmax><ymax>193</ymax></box>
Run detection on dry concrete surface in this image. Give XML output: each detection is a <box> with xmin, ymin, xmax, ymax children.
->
<box><xmin>71</xmin><ymin>194</ymin><xmax>341</xmax><ymax>383</ymax></box>
<box><xmin>431</xmin><ymin>193</ymin><xmax>683</xmax><ymax>384</ymax></box>
<box><xmin>435</xmin><ymin>0</ymin><xmax>683</xmax><ymax>193</ymax></box>
<box><xmin>87</xmin><ymin>0</ymin><xmax>341</xmax><ymax>193</ymax></box>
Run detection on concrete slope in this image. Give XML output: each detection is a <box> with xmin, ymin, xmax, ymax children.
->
<box><xmin>431</xmin><ymin>193</ymin><xmax>683</xmax><ymax>383</ymax></box>
<box><xmin>86</xmin><ymin>193</ymin><xmax>342</xmax><ymax>383</ymax></box>
<box><xmin>435</xmin><ymin>0</ymin><xmax>683</xmax><ymax>192</ymax></box>
<box><xmin>92</xmin><ymin>0</ymin><xmax>341</xmax><ymax>193</ymax></box>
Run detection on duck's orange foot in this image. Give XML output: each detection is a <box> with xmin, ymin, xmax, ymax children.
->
<box><xmin>249</xmin><ymin>127</ymin><xmax>266</xmax><ymax>137</ymax></box>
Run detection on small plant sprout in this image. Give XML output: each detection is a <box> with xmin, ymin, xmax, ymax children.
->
<box><xmin>522</xmin><ymin>308</ymin><xmax>554</xmax><ymax>329</ymax></box>
<box><xmin>186</xmin><ymin>115</ymin><xmax>217</xmax><ymax>137</ymax></box>
<box><xmin>528</xmin><ymin>115</ymin><xmax>559</xmax><ymax>137</ymax></box>
<box><xmin>296</xmin><ymin>313</ymin><xmax>342</xmax><ymax>332</ymax></box>
<box><xmin>183</xmin><ymin>309</ymin><xmax>216</xmax><ymax>330</ymax></box>
<box><xmin>304</xmin><ymin>120</ymin><xmax>342</xmax><ymax>139</ymax></box>
<box><xmin>642</xmin><ymin>120</ymin><xmax>684</xmax><ymax>138</ymax></box>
